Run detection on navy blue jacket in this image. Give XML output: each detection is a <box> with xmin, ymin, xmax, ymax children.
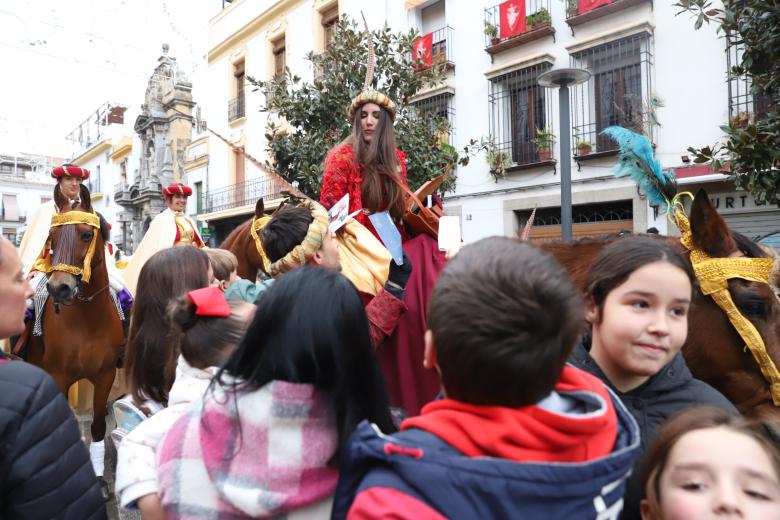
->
<box><xmin>332</xmin><ymin>389</ymin><xmax>640</xmax><ymax>520</ymax></box>
<box><xmin>0</xmin><ymin>358</ymin><xmax>106</xmax><ymax>519</ymax></box>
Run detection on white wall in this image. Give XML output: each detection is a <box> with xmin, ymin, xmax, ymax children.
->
<box><xmin>204</xmin><ymin>0</ymin><xmax>732</xmax><ymax>242</ymax></box>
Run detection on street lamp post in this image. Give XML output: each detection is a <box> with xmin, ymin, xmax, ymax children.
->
<box><xmin>537</xmin><ymin>68</ymin><xmax>590</xmax><ymax>240</ymax></box>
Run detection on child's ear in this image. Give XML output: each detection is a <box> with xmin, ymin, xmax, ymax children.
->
<box><xmin>219</xmin><ymin>279</ymin><xmax>229</xmax><ymax>292</ymax></box>
<box><xmin>423</xmin><ymin>330</ymin><xmax>437</xmax><ymax>369</ymax></box>
<box><xmin>585</xmin><ymin>296</ymin><xmax>599</xmax><ymax>324</ymax></box>
<box><xmin>639</xmin><ymin>499</ymin><xmax>652</xmax><ymax>520</ymax></box>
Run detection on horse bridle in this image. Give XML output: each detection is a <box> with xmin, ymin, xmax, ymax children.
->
<box><xmin>668</xmin><ymin>196</ymin><xmax>780</xmax><ymax>408</ymax></box>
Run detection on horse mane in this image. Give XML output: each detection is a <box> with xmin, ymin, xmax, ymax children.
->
<box><xmin>733</xmin><ymin>231</ymin><xmax>768</xmax><ymax>259</ymax></box>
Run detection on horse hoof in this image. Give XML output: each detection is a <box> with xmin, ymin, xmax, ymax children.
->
<box><xmin>97</xmin><ymin>476</ymin><xmax>111</xmax><ymax>502</ymax></box>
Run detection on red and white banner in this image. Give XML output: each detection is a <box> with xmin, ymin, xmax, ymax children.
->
<box><xmin>499</xmin><ymin>0</ymin><xmax>526</xmax><ymax>39</ymax></box>
<box><xmin>412</xmin><ymin>32</ymin><xmax>433</xmax><ymax>69</ymax></box>
<box><xmin>578</xmin><ymin>0</ymin><xmax>613</xmax><ymax>15</ymax></box>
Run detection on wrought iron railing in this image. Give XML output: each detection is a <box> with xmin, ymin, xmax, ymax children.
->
<box><xmin>228</xmin><ymin>95</ymin><xmax>246</xmax><ymax>122</ymax></box>
<box><xmin>203</xmin><ymin>176</ymin><xmax>286</xmax><ymax>214</ymax></box>
<box><xmin>413</xmin><ymin>93</ymin><xmax>456</xmax><ymax>145</ymax></box>
<box><xmin>726</xmin><ymin>37</ymin><xmax>773</xmax><ymax>128</ymax></box>
<box><xmin>569</xmin><ymin>32</ymin><xmax>654</xmax><ymax>156</ymax></box>
<box><xmin>413</xmin><ymin>26</ymin><xmax>454</xmax><ymax>69</ymax></box>
<box><xmin>484</xmin><ymin>0</ymin><xmax>552</xmax><ymax>48</ymax></box>
<box><xmin>488</xmin><ymin>62</ymin><xmax>555</xmax><ymax>166</ymax></box>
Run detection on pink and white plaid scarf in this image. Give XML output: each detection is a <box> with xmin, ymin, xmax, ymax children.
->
<box><xmin>157</xmin><ymin>380</ymin><xmax>339</xmax><ymax>518</ymax></box>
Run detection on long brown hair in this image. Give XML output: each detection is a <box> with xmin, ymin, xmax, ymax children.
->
<box><xmin>640</xmin><ymin>406</ymin><xmax>780</xmax><ymax>519</ymax></box>
<box><xmin>126</xmin><ymin>246</ymin><xmax>210</xmax><ymax>403</ymax></box>
<box><xmin>346</xmin><ymin>104</ymin><xmax>404</xmax><ymax>219</ymax></box>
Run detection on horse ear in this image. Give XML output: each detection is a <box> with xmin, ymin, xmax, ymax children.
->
<box><xmin>689</xmin><ymin>188</ymin><xmax>738</xmax><ymax>257</ymax></box>
<box><xmin>97</xmin><ymin>212</ymin><xmax>110</xmax><ymax>241</ymax></box>
<box><xmin>79</xmin><ymin>184</ymin><xmax>93</xmax><ymax>211</ymax></box>
<box><xmin>255</xmin><ymin>198</ymin><xmax>265</xmax><ymax>218</ymax></box>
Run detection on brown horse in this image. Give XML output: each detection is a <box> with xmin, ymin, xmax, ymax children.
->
<box><xmin>542</xmin><ymin>189</ymin><xmax>780</xmax><ymax>424</ymax></box>
<box><xmin>220</xmin><ymin>199</ymin><xmax>268</xmax><ymax>279</ymax></box>
<box><xmin>27</xmin><ymin>188</ymin><xmax>124</xmax><ymax>490</ymax></box>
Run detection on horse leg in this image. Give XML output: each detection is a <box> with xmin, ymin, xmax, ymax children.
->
<box><xmin>90</xmin><ymin>369</ymin><xmax>115</xmax><ymax>500</ymax></box>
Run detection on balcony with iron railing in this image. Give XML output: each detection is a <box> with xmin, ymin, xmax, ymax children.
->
<box><xmin>565</xmin><ymin>0</ymin><xmax>651</xmax><ymax>29</ymax></box>
<box><xmin>484</xmin><ymin>0</ymin><xmax>555</xmax><ymax>54</ymax></box>
<box><xmin>413</xmin><ymin>26</ymin><xmax>454</xmax><ymax>70</ymax></box>
<box><xmin>203</xmin><ymin>176</ymin><xmax>287</xmax><ymax>214</ymax></box>
<box><xmin>228</xmin><ymin>94</ymin><xmax>246</xmax><ymax>123</ymax></box>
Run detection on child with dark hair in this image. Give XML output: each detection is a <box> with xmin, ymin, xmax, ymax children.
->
<box><xmin>333</xmin><ymin>236</ymin><xmax>640</xmax><ymax>519</ymax></box>
<box><xmin>156</xmin><ymin>267</ymin><xmax>396</xmax><ymax>519</ymax></box>
<box><xmin>116</xmin><ymin>286</ymin><xmax>254</xmax><ymax>516</ymax></box>
<box><xmin>568</xmin><ymin>235</ymin><xmax>736</xmax><ymax>519</ymax></box>
<box><xmin>260</xmin><ymin>203</ymin><xmax>411</xmax><ymax>347</ymax></box>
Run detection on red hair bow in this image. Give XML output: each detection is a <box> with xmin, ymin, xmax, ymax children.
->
<box><xmin>187</xmin><ymin>286</ymin><xmax>231</xmax><ymax>317</ymax></box>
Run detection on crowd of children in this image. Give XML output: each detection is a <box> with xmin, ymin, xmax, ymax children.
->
<box><xmin>105</xmin><ymin>231</ymin><xmax>780</xmax><ymax>519</ymax></box>
<box><xmin>1</xmin><ymin>214</ymin><xmax>778</xmax><ymax>518</ymax></box>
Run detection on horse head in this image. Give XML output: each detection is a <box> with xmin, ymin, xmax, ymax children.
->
<box><xmin>681</xmin><ymin>188</ymin><xmax>780</xmax><ymax>423</ymax></box>
<box><xmin>46</xmin><ymin>187</ymin><xmax>109</xmax><ymax>303</ymax></box>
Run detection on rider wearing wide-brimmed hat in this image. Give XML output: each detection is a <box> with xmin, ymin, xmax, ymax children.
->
<box><xmin>123</xmin><ymin>183</ymin><xmax>205</xmax><ymax>296</ymax></box>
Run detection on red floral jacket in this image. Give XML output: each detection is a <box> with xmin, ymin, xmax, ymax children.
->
<box><xmin>320</xmin><ymin>144</ymin><xmax>409</xmax><ymax>241</ymax></box>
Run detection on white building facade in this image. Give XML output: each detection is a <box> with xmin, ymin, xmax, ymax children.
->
<box><xmin>0</xmin><ymin>154</ymin><xmax>62</xmax><ymax>246</ymax></box>
<box><xmin>198</xmin><ymin>0</ymin><xmax>778</xmax><ymax>244</ymax></box>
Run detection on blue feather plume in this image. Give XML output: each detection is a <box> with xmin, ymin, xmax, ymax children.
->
<box><xmin>601</xmin><ymin>126</ymin><xmax>677</xmax><ymax>210</ymax></box>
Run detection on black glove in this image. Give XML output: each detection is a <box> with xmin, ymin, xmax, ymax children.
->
<box><xmin>385</xmin><ymin>253</ymin><xmax>412</xmax><ymax>299</ymax></box>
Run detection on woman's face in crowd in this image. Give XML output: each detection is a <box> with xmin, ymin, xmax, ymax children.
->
<box><xmin>650</xmin><ymin>427</ymin><xmax>780</xmax><ymax>519</ymax></box>
<box><xmin>588</xmin><ymin>261</ymin><xmax>691</xmax><ymax>392</ymax></box>
<box><xmin>360</xmin><ymin>102</ymin><xmax>382</xmax><ymax>143</ymax></box>
<box><xmin>0</xmin><ymin>238</ymin><xmax>33</xmax><ymax>338</ymax></box>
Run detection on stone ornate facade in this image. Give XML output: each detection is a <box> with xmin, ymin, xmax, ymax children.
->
<box><xmin>116</xmin><ymin>44</ymin><xmax>195</xmax><ymax>253</ymax></box>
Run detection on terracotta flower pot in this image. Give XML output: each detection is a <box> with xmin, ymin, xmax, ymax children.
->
<box><xmin>577</xmin><ymin>145</ymin><xmax>592</xmax><ymax>156</ymax></box>
<box><xmin>538</xmin><ymin>148</ymin><xmax>551</xmax><ymax>161</ymax></box>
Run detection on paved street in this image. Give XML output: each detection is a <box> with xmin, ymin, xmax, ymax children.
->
<box><xmin>77</xmin><ymin>412</ymin><xmax>139</xmax><ymax>520</ymax></box>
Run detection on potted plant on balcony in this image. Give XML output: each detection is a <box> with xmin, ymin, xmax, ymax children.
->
<box><xmin>484</xmin><ymin>22</ymin><xmax>500</xmax><ymax>45</ymax></box>
<box><xmin>576</xmin><ymin>140</ymin><xmax>594</xmax><ymax>156</ymax></box>
<box><xmin>527</xmin><ymin>8</ymin><xmax>551</xmax><ymax>28</ymax></box>
<box><xmin>531</xmin><ymin>127</ymin><xmax>556</xmax><ymax>161</ymax></box>
<box><xmin>486</xmin><ymin>145</ymin><xmax>512</xmax><ymax>180</ymax></box>
<box><xmin>567</xmin><ymin>0</ymin><xmax>579</xmax><ymax>17</ymax></box>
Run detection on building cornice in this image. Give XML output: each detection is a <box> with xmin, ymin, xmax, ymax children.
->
<box><xmin>484</xmin><ymin>53</ymin><xmax>556</xmax><ymax>80</ymax></box>
<box><xmin>72</xmin><ymin>139</ymin><xmax>113</xmax><ymax>165</ymax></box>
<box><xmin>110</xmin><ymin>136</ymin><xmax>133</xmax><ymax>161</ymax></box>
<box><xmin>208</xmin><ymin>0</ymin><xmax>303</xmax><ymax>64</ymax></box>
<box><xmin>565</xmin><ymin>21</ymin><xmax>655</xmax><ymax>54</ymax></box>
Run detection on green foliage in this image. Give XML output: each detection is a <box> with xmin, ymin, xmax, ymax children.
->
<box><xmin>484</xmin><ymin>23</ymin><xmax>499</xmax><ymax>38</ymax></box>
<box><xmin>674</xmin><ymin>0</ymin><xmax>780</xmax><ymax>206</ymax></box>
<box><xmin>527</xmin><ymin>8</ymin><xmax>551</xmax><ymax>27</ymax></box>
<box><xmin>486</xmin><ymin>142</ymin><xmax>512</xmax><ymax>180</ymax></box>
<box><xmin>251</xmin><ymin>16</ymin><xmax>481</xmax><ymax>198</ymax></box>
<box><xmin>531</xmin><ymin>127</ymin><xmax>556</xmax><ymax>150</ymax></box>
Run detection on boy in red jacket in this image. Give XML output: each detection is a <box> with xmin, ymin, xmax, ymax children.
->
<box><xmin>333</xmin><ymin>237</ymin><xmax>640</xmax><ymax>519</ymax></box>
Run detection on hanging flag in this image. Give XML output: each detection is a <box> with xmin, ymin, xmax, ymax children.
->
<box><xmin>412</xmin><ymin>32</ymin><xmax>433</xmax><ymax>70</ymax></box>
<box><xmin>499</xmin><ymin>0</ymin><xmax>526</xmax><ymax>39</ymax></box>
<box><xmin>578</xmin><ymin>0</ymin><xmax>613</xmax><ymax>15</ymax></box>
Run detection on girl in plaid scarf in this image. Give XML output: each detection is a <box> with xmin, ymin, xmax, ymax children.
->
<box><xmin>157</xmin><ymin>267</ymin><xmax>395</xmax><ymax>518</ymax></box>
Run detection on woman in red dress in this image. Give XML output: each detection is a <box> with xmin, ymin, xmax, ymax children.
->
<box><xmin>319</xmin><ymin>90</ymin><xmax>445</xmax><ymax>416</ymax></box>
